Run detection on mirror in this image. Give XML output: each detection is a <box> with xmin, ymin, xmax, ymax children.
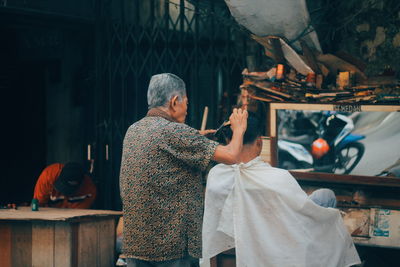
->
<box><xmin>269</xmin><ymin>103</ymin><xmax>400</xmax><ymax>182</ymax></box>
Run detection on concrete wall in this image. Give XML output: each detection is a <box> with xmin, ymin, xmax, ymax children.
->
<box><xmin>308</xmin><ymin>0</ymin><xmax>400</xmax><ymax>77</ymax></box>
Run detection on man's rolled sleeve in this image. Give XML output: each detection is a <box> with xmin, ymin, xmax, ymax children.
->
<box><xmin>163</xmin><ymin>123</ymin><xmax>219</xmax><ymax>172</ymax></box>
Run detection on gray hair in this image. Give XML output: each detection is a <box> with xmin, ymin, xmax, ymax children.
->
<box><xmin>147</xmin><ymin>73</ymin><xmax>186</xmax><ymax>109</ymax></box>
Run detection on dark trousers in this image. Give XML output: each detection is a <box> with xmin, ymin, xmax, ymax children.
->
<box><xmin>127</xmin><ymin>256</ymin><xmax>199</xmax><ymax>267</ymax></box>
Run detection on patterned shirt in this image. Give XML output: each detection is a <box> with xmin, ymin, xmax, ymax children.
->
<box><xmin>120</xmin><ymin>115</ymin><xmax>219</xmax><ymax>261</ymax></box>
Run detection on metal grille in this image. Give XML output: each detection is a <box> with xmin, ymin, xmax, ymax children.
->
<box><xmin>94</xmin><ymin>0</ymin><xmax>255</xmax><ymax>209</ymax></box>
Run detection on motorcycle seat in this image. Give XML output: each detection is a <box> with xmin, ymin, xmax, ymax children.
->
<box><xmin>281</xmin><ymin>134</ymin><xmax>315</xmax><ymax>146</ymax></box>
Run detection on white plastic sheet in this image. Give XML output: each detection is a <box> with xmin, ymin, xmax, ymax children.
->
<box><xmin>203</xmin><ymin>157</ymin><xmax>360</xmax><ymax>267</ymax></box>
<box><xmin>225</xmin><ymin>0</ymin><xmax>321</xmax><ymax>51</ymax></box>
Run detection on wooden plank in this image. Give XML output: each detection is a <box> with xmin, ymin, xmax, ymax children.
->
<box><xmin>335</xmin><ymin>51</ymin><xmax>367</xmax><ymax>72</ymax></box>
<box><xmin>32</xmin><ymin>221</ymin><xmax>55</xmax><ymax>266</ymax></box>
<box><xmin>360</xmin><ymin>105</ymin><xmax>400</xmax><ymax>112</ymax></box>
<box><xmin>98</xmin><ymin>218</ymin><xmax>116</xmax><ymax>267</ymax></box>
<box><xmin>300</xmin><ymin>40</ymin><xmax>321</xmax><ymax>74</ymax></box>
<box><xmin>269</xmin><ymin>102</ymin><xmax>335</xmax><ymax>112</ymax></box>
<box><xmin>269</xmin><ymin>37</ymin><xmax>285</xmax><ymax>64</ymax></box>
<box><xmin>249</xmin><ymin>94</ymin><xmax>283</xmax><ymax>102</ymax></box>
<box><xmin>260</xmin><ymin>137</ymin><xmax>271</xmax><ymax>163</ymax></box>
<box><xmin>54</xmin><ymin>222</ymin><xmax>74</xmax><ymax>267</ymax></box>
<box><xmin>250</xmin><ymin>84</ymin><xmax>292</xmax><ymax>99</ymax></box>
<box><xmin>0</xmin><ymin>222</ymin><xmax>12</xmax><ymax>267</ymax></box>
<box><xmin>339</xmin><ymin>199</ymin><xmax>400</xmax><ymax>210</ymax></box>
<box><xmin>216</xmin><ymin>251</ymin><xmax>236</xmax><ymax>267</ymax></box>
<box><xmin>252</xmin><ymin>35</ymin><xmax>278</xmax><ymax>62</ymax></box>
<box><xmin>0</xmin><ymin>212</ymin><xmax>122</xmax><ymax>267</ymax></box>
<box><xmin>316</xmin><ymin>54</ymin><xmax>367</xmax><ymax>82</ymax></box>
<box><xmin>210</xmin><ymin>256</ymin><xmax>217</xmax><ymax>267</ymax></box>
<box><xmin>0</xmin><ymin>207</ymin><xmax>122</xmax><ymax>221</ymax></box>
<box><xmin>78</xmin><ymin>220</ymin><xmax>98</xmax><ymax>267</ymax></box>
<box><xmin>72</xmin><ymin>223</ymin><xmax>79</xmax><ymax>267</ymax></box>
<box><xmin>292</xmin><ymin>171</ymin><xmax>400</xmax><ymax>188</ymax></box>
<box><xmin>11</xmin><ymin>221</ymin><xmax>32</xmax><ymax>267</ymax></box>
<box><xmin>268</xmin><ymin>107</ymin><xmax>276</xmax><ymax>137</ymax></box>
<box><xmin>270</xmin><ymin>137</ymin><xmax>278</xmax><ymax>167</ymax></box>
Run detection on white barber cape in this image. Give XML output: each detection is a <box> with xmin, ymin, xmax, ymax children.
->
<box><xmin>202</xmin><ymin>157</ymin><xmax>360</xmax><ymax>267</ymax></box>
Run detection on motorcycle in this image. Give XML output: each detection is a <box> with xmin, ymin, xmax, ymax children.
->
<box><xmin>278</xmin><ymin>111</ymin><xmax>366</xmax><ymax>174</ymax></box>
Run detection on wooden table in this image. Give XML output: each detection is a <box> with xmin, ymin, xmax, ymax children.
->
<box><xmin>0</xmin><ymin>207</ymin><xmax>121</xmax><ymax>267</ymax></box>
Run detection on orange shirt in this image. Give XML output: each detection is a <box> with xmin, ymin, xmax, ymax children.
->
<box><xmin>33</xmin><ymin>163</ymin><xmax>97</xmax><ymax>209</ymax></box>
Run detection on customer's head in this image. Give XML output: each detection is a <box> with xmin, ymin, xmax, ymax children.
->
<box><xmin>242</xmin><ymin>112</ymin><xmax>263</xmax><ymax>145</ymax></box>
<box><xmin>219</xmin><ymin>111</ymin><xmax>264</xmax><ymax>161</ymax></box>
<box><xmin>222</xmin><ymin>112</ymin><xmax>263</xmax><ymax>145</ymax></box>
<box><xmin>147</xmin><ymin>73</ymin><xmax>188</xmax><ymax>123</ymax></box>
<box><xmin>54</xmin><ymin>162</ymin><xmax>85</xmax><ymax>196</ymax></box>
<box><xmin>233</xmin><ymin>111</ymin><xmax>264</xmax><ymax>161</ymax></box>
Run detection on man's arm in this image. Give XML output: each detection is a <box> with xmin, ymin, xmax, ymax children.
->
<box><xmin>213</xmin><ymin>108</ymin><xmax>247</xmax><ymax>165</ymax></box>
<box><xmin>67</xmin><ymin>176</ymin><xmax>97</xmax><ymax>209</ymax></box>
<box><xmin>33</xmin><ymin>164</ymin><xmax>63</xmax><ymax>206</ymax></box>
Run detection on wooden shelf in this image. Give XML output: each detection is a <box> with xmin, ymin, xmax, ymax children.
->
<box><xmin>291</xmin><ymin>171</ymin><xmax>400</xmax><ymax>188</ymax></box>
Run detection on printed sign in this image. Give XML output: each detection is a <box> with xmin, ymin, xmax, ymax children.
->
<box><xmin>333</xmin><ymin>105</ymin><xmax>362</xmax><ymax>113</ymax></box>
<box><xmin>373</xmin><ymin>209</ymin><xmax>391</xmax><ymax>237</ymax></box>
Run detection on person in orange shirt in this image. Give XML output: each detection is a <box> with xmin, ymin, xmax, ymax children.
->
<box><xmin>33</xmin><ymin>162</ymin><xmax>97</xmax><ymax>209</ymax></box>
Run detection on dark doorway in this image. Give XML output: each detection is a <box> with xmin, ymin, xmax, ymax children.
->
<box><xmin>1</xmin><ymin>28</ymin><xmax>47</xmax><ymax>205</ymax></box>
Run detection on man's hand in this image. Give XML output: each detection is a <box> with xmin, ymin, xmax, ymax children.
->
<box><xmin>213</xmin><ymin>108</ymin><xmax>248</xmax><ymax>165</ymax></box>
<box><xmin>229</xmin><ymin>108</ymin><xmax>248</xmax><ymax>134</ymax></box>
<box><xmin>199</xmin><ymin>129</ymin><xmax>216</xmax><ymax>136</ymax></box>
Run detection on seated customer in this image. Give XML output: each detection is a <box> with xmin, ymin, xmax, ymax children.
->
<box><xmin>33</xmin><ymin>162</ymin><xmax>97</xmax><ymax>209</ymax></box>
<box><xmin>202</xmin><ymin>113</ymin><xmax>360</xmax><ymax>267</ymax></box>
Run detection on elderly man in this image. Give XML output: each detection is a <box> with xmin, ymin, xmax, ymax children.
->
<box><xmin>202</xmin><ymin>113</ymin><xmax>361</xmax><ymax>267</ymax></box>
<box><xmin>119</xmin><ymin>73</ymin><xmax>248</xmax><ymax>267</ymax></box>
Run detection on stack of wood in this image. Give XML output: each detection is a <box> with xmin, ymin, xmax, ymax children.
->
<box><xmin>240</xmin><ymin>36</ymin><xmax>400</xmax><ymax>104</ymax></box>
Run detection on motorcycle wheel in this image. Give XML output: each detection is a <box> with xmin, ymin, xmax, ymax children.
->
<box><xmin>333</xmin><ymin>142</ymin><xmax>365</xmax><ymax>174</ymax></box>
